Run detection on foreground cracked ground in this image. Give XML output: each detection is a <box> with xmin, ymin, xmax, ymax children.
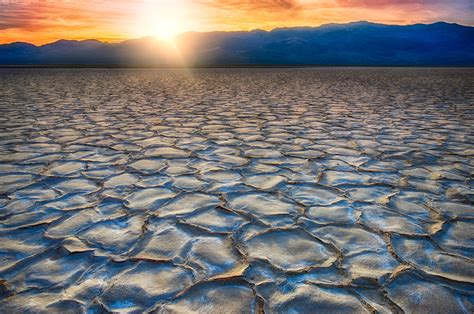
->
<box><xmin>0</xmin><ymin>68</ymin><xmax>473</xmax><ymax>313</ymax></box>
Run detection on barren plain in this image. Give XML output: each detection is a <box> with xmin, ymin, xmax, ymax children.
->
<box><xmin>0</xmin><ymin>68</ymin><xmax>473</xmax><ymax>313</ymax></box>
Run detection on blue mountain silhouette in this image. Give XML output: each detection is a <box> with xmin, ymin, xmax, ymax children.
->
<box><xmin>1</xmin><ymin>21</ymin><xmax>473</xmax><ymax>66</ymax></box>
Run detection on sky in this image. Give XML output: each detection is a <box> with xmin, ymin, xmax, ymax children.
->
<box><xmin>0</xmin><ymin>0</ymin><xmax>473</xmax><ymax>45</ymax></box>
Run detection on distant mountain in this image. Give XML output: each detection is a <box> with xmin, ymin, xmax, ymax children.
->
<box><xmin>1</xmin><ymin>21</ymin><xmax>473</xmax><ymax>66</ymax></box>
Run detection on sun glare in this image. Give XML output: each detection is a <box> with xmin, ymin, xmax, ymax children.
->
<box><xmin>134</xmin><ymin>1</ymin><xmax>191</xmax><ymax>42</ymax></box>
<box><xmin>153</xmin><ymin>20</ymin><xmax>178</xmax><ymax>41</ymax></box>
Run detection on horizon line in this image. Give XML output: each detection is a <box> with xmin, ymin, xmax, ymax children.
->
<box><xmin>1</xmin><ymin>65</ymin><xmax>473</xmax><ymax>69</ymax></box>
<box><xmin>2</xmin><ymin>20</ymin><xmax>472</xmax><ymax>47</ymax></box>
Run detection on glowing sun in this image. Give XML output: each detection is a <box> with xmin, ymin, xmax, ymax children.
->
<box><xmin>152</xmin><ymin>19</ymin><xmax>180</xmax><ymax>40</ymax></box>
<box><xmin>135</xmin><ymin>1</ymin><xmax>189</xmax><ymax>41</ymax></box>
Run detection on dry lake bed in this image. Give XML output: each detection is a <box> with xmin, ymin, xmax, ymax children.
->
<box><xmin>0</xmin><ymin>68</ymin><xmax>473</xmax><ymax>313</ymax></box>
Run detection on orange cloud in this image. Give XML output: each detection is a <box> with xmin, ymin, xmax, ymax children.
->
<box><xmin>198</xmin><ymin>0</ymin><xmax>299</xmax><ymax>11</ymax></box>
<box><xmin>0</xmin><ymin>1</ymin><xmax>136</xmax><ymax>44</ymax></box>
<box><xmin>336</xmin><ymin>0</ymin><xmax>443</xmax><ymax>7</ymax></box>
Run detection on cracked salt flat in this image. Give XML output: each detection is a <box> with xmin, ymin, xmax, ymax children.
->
<box><xmin>0</xmin><ymin>68</ymin><xmax>473</xmax><ymax>313</ymax></box>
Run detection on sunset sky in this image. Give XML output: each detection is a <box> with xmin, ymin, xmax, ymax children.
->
<box><xmin>1</xmin><ymin>0</ymin><xmax>473</xmax><ymax>45</ymax></box>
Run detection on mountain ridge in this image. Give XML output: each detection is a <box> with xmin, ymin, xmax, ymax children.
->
<box><xmin>1</xmin><ymin>21</ymin><xmax>473</xmax><ymax>66</ymax></box>
<box><xmin>4</xmin><ymin>21</ymin><xmax>470</xmax><ymax>47</ymax></box>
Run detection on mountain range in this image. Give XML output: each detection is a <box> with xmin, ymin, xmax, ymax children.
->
<box><xmin>1</xmin><ymin>21</ymin><xmax>473</xmax><ymax>66</ymax></box>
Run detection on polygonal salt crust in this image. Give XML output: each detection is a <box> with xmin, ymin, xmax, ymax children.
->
<box><xmin>226</xmin><ymin>192</ymin><xmax>299</xmax><ymax>218</ymax></box>
<box><xmin>10</xmin><ymin>186</ymin><xmax>59</xmax><ymax>200</ymax></box>
<box><xmin>391</xmin><ymin>234</ymin><xmax>474</xmax><ymax>284</ymax></box>
<box><xmin>358</xmin><ymin>204</ymin><xmax>428</xmax><ymax>235</ymax></box>
<box><xmin>63</xmin><ymin>260</ymin><xmax>135</xmax><ymax>304</ymax></box>
<box><xmin>44</xmin><ymin>161</ymin><xmax>86</xmax><ymax>177</ymax></box>
<box><xmin>15</xmin><ymin>143</ymin><xmax>62</xmax><ymax>153</ymax></box>
<box><xmin>41</xmin><ymin>194</ymin><xmax>97</xmax><ymax>211</ymax></box>
<box><xmin>125</xmin><ymin>188</ymin><xmax>177</xmax><ymax>210</ymax></box>
<box><xmin>243</xmin><ymin>260</ymin><xmax>287</xmax><ymax>285</ymax></box>
<box><xmin>334</xmin><ymin>156</ymin><xmax>370</xmax><ymax>168</ymax></box>
<box><xmin>216</xmin><ymin>154</ymin><xmax>249</xmax><ymax>167</ymax></box>
<box><xmin>1</xmin><ymin>210</ymin><xmax>63</xmax><ymax>229</ymax></box>
<box><xmin>305</xmin><ymin>201</ymin><xmax>357</xmax><ymax>224</ymax></box>
<box><xmin>304</xmin><ymin>221</ymin><xmax>400</xmax><ymax>279</ymax></box>
<box><xmin>0</xmin><ymin>198</ymin><xmax>36</xmax><ymax>216</ymax></box>
<box><xmin>259</xmin><ymin>283</ymin><xmax>369</xmax><ymax>313</ymax></box>
<box><xmin>104</xmin><ymin>173</ymin><xmax>139</xmax><ymax>188</ymax></box>
<box><xmin>0</xmin><ymin>164</ymin><xmax>45</xmax><ymax>175</ymax></box>
<box><xmin>0</xmin><ymin>225</ymin><xmax>51</xmax><ymax>272</ymax></box>
<box><xmin>351</xmin><ymin>287</ymin><xmax>403</xmax><ymax>313</ymax></box>
<box><xmin>136</xmin><ymin>175</ymin><xmax>170</xmax><ymax>188</ymax></box>
<box><xmin>78</xmin><ymin>215</ymin><xmax>146</xmax><ymax>255</ymax></box>
<box><xmin>434</xmin><ymin>220</ymin><xmax>474</xmax><ymax>258</ymax></box>
<box><xmin>170</xmin><ymin>175</ymin><xmax>209</xmax><ymax>191</ymax></box>
<box><xmin>45</xmin><ymin>209</ymin><xmax>100</xmax><ymax>238</ymax></box>
<box><xmin>342</xmin><ymin>250</ymin><xmax>400</xmax><ymax>279</ymax></box>
<box><xmin>53</xmin><ymin>178</ymin><xmax>100</xmax><ymax>195</ymax></box>
<box><xmin>326</xmin><ymin>147</ymin><xmax>362</xmax><ymax>156</ymax></box>
<box><xmin>244</xmin><ymin>148</ymin><xmax>283</xmax><ymax>158</ymax></box>
<box><xmin>164</xmin><ymin>165</ymin><xmax>194</xmax><ymax>176</ymax></box>
<box><xmin>244</xmin><ymin>174</ymin><xmax>287</xmax><ymax>191</ymax></box>
<box><xmin>157</xmin><ymin>281</ymin><xmax>256</xmax><ymax>313</ymax></box>
<box><xmin>98</xmin><ymin>262</ymin><xmax>194</xmax><ymax>312</ymax></box>
<box><xmin>111</xmin><ymin>143</ymin><xmax>142</xmax><ymax>152</ymax></box>
<box><xmin>386</xmin><ymin>270</ymin><xmax>472</xmax><ymax>313</ymax></box>
<box><xmin>368</xmin><ymin>172</ymin><xmax>403</xmax><ymax>186</ymax></box>
<box><xmin>135</xmin><ymin>136</ymin><xmax>175</xmax><ymax>147</ymax></box>
<box><xmin>185</xmin><ymin>235</ymin><xmax>247</xmax><ymax>280</ymax></box>
<box><xmin>243</xmin><ymin>228</ymin><xmax>337</xmax><ymax>272</ymax></box>
<box><xmin>359</xmin><ymin>160</ymin><xmax>405</xmax><ymax>172</ymax></box>
<box><xmin>131</xmin><ymin>220</ymin><xmax>192</xmax><ymax>262</ymax></box>
<box><xmin>0</xmin><ymin>292</ymin><xmax>85</xmax><ymax>313</ymax></box>
<box><xmin>345</xmin><ymin>186</ymin><xmax>397</xmax><ymax>203</ymax></box>
<box><xmin>128</xmin><ymin>159</ymin><xmax>167</xmax><ymax>174</ymax></box>
<box><xmin>401</xmin><ymin>167</ymin><xmax>436</xmax><ymax>180</ymax></box>
<box><xmin>5</xmin><ymin>250</ymin><xmax>97</xmax><ymax>293</ymax></box>
<box><xmin>285</xmin><ymin>184</ymin><xmax>343</xmax><ymax>206</ymax></box>
<box><xmin>83</xmin><ymin>167</ymin><xmax>122</xmax><ymax>179</ymax></box>
<box><xmin>144</xmin><ymin>147</ymin><xmax>191</xmax><ymax>158</ymax></box>
<box><xmin>200</xmin><ymin>170</ymin><xmax>241</xmax><ymax>182</ymax></box>
<box><xmin>0</xmin><ymin>173</ymin><xmax>34</xmax><ymax>193</ymax></box>
<box><xmin>317</xmin><ymin>158</ymin><xmax>356</xmax><ymax>172</ymax></box>
<box><xmin>0</xmin><ymin>152</ymin><xmax>39</xmax><ymax>162</ymax></box>
<box><xmin>155</xmin><ymin>193</ymin><xmax>221</xmax><ymax>217</ymax></box>
<box><xmin>244</xmin><ymin>163</ymin><xmax>281</xmax><ymax>174</ymax></box>
<box><xmin>206</xmin><ymin>181</ymin><xmax>253</xmax><ymax>194</ymax></box>
<box><xmin>430</xmin><ymin>201</ymin><xmax>474</xmax><ymax>219</ymax></box>
<box><xmin>306</xmin><ymin>224</ymin><xmax>387</xmax><ymax>255</ymax></box>
<box><xmin>181</xmin><ymin>207</ymin><xmax>245</xmax><ymax>233</ymax></box>
<box><xmin>388</xmin><ymin>193</ymin><xmax>432</xmax><ymax>221</ymax></box>
<box><xmin>282</xmin><ymin>149</ymin><xmax>323</xmax><ymax>159</ymax></box>
<box><xmin>320</xmin><ymin>170</ymin><xmax>372</xmax><ymax>186</ymax></box>
<box><xmin>407</xmin><ymin>178</ymin><xmax>443</xmax><ymax>194</ymax></box>
<box><xmin>234</xmin><ymin>222</ymin><xmax>270</xmax><ymax>243</ymax></box>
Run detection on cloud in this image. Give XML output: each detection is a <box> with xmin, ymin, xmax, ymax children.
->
<box><xmin>336</xmin><ymin>0</ymin><xmax>440</xmax><ymax>7</ymax></box>
<box><xmin>0</xmin><ymin>1</ymin><xmax>134</xmax><ymax>31</ymax></box>
<box><xmin>335</xmin><ymin>0</ymin><xmax>473</xmax><ymax>10</ymax></box>
<box><xmin>198</xmin><ymin>0</ymin><xmax>300</xmax><ymax>12</ymax></box>
<box><xmin>333</xmin><ymin>0</ymin><xmax>474</xmax><ymax>25</ymax></box>
<box><xmin>0</xmin><ymin>2</ymin><xmax>39</xmax><ymax>30</ymax></box>
<box><xmin>0</xmin><ymin>0</ymin><xmax>144</xmax><ymax>44</ymax></box>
